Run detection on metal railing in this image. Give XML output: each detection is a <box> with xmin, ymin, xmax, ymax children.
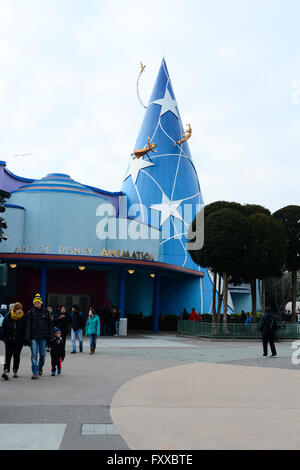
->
<box><xmin>177</xmin><ymin>320</ymin><xmax>300</xmax><ymax>340</ymax></box>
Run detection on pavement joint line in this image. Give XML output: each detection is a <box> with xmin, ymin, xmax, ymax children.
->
<box><xmin>112</xmin><ymin>405</ymin><xmax>300</xmax><ymax>410</ymax></box>
<box><xmin>81</xmin><ymin>423</ymin><xmax>120</xmax><ymax>435</ymax></box>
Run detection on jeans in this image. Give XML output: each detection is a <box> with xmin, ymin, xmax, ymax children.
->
<box><xmin>89</xmin><ymin>334</ymin><xmax>97</xmax><ymax>349</ymax></box>
<box><xmin>31</xmin><ymin>339</ymin><xmax>46</xmax><ymax>375</ymax></box>
<box><xmin>71</xmin><ymin>328</ymin><xmax>83</xmax><ymax>352</ymax></box>
<box><xmin>115</xmin><ymin>321</ymin><xmax>119</xmax><ymax>335</ymax></box>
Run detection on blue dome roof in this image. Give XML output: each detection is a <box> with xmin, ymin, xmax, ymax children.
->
<box><xmin>13</xmin><ymin>173</ymin><xmax>118</xmax><ymax>198</ymax></box>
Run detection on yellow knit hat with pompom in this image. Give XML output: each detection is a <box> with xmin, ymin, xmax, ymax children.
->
<box><xmin>33</xmin><ymin>293</ymin><xmax>43</xmax><ymax>305</ymax></box>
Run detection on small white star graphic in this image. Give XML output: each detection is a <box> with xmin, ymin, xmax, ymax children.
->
<box><xmin>124</xmin><ymin>158</ymin><xmax>155</xmax><ymax>185</ymax></box>
<box><xmin>150</xmin><ymin>192</ymin><xmax>183</xmax><ymax>226</ymax></box>
<box><xmin>151</xmin><ymin>87</ymin><xmax>179</xmax><ymax>119</ymax></box>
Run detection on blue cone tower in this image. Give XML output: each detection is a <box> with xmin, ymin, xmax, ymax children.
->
<box><xmin>122</xmin><ymin>59</ymin><xmax>215</xmax><ymax>315</ymax></box>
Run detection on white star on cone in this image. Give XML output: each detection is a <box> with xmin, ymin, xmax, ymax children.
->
<box><xmin>152</xmin><ymin>87</ymin><xmax>179</xmax><ymax>119</ymax></box>
<box><xmin>124</xmin><ymin>158</ymin><xmax>155</xmax><ymax>185</ymax></box>
<box><xmin>150</xmin><ymin>192</ymin><xmax>183</xmax><ymax>226</ymax></box>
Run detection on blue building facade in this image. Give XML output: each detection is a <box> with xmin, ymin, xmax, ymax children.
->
<box><xmin>0</xmin><ymin>59</ymin><xmax>251</xmax><ymax>328</ymax></box>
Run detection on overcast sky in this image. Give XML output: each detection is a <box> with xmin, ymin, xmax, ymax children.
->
<box><xmin>0</xmin><ymin>0</ymin><xmax>299</xmax><ymax>213</ymax></box>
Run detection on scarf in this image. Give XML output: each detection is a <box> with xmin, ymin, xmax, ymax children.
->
<box><xmin>11</xmin><ymin>309</ymin><xmax>24</xmax><ymax>321</ymax></box>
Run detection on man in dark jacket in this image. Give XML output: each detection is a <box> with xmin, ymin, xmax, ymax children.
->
<box><xmin>25</xmin><ymin>293</ymin><xmax>53</xmax><ymax>379</ymax></box>
<box><xmin>70</xmin><ymin>305</ymin><xmax>84</xmax><ymax>353</ymax></box>
<box><xmin>259</xmin><ymin>307</ymin><xmax>278</xmax><ymax>357</ymax></box>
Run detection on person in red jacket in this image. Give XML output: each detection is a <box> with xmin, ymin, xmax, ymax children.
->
<box><xmin>189</xmin><ymin>308</ymin><xmax>200</xmax><ymax>321</ymax></box>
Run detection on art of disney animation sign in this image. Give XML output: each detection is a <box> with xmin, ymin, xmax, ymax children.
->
<box><xmin>13</xmin><ymin>245</ymin><xmax>155</xmax><ymax>261</ymax></box>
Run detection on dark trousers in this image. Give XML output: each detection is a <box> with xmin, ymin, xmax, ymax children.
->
<box><xmin>262</xmin><ymin>332</ymin><xmax>277</xmax><ymax>356</ymax></box>
<box><xmin>51</xmin><ymin>356</ymin><xmax>62</xmax><ymax>372</ymax></box>
<box><xmin>4</xmin><ymin>342</ymin><xmax>23</xmax><ymax>373</ymax></box>
<box><xmin>103</xmin><ymin>323</ymin><xmax>111</xmax><ymax>336</ymax></box>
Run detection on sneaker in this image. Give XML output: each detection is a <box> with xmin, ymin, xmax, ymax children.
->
<box><xmin>2</xmin><ymin>372</ymin><xmax>9</xmax><ymax>381</ymax></box>
<box><xmin>57</xmin><ymin>369</ymin><xmax>61</xmax><ymax>375</ymax></box>
<box><xmin>31</xmin><ymin>374</ymin><xmax>38</xmax><ymax>380</ymax></box>
<box><xmin>71</xmin><ymin>351</ymin><xmax>76</xmax><ymax>354</ymax></box>
<box><xmin>13</xmin><ymin>373</ymin><xmax>19</xmax><ymax>378</ymax></box>
<box><xmin>270</xmin><ymin>354</ymin><xmax>277</xmax><ymax>357</ymax></box>
<box><xmin>38</xmin><ymin>369</ymin><xmax>43</xmax><ymax>376</ymax></box>
<box><xmin>51</xmin><ymin>371</ymin><xmax>55</xmax><ymax>376</ymax></box>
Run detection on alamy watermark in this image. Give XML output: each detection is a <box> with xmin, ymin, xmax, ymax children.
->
<box><xmin>291</xmin><ymin>340</ymin><xmax>300</xmax><ymax>365</ymax></box>
<box><xmin>95</xmin><ymin>196</ymin><xmax>204</xmax><ymax>251</ymax></box>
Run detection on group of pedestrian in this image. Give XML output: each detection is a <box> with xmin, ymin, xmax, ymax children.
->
<box><xmin>181</xmin><ymin>308</ymin><xmax>203</xmax><ymax>321</ymax></box>
<box><xmin>100</xmin><ymin>305</ymin><xmax>121</xmax><ymax>337</ymax></box>
<box><xmin>0</xmin><ymin>293</ymin><xmax>60</xmax><ymax>380</ymax></box>
<box><xmin>0</xmin><ymin>294</ymin><xmax>122</xmax><ymax>381</ymax></box>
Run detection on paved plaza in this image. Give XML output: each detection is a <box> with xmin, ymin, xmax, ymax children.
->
<box><xmin>0</xmin><ymin>332</ymin><xmax>299</xmax><ymax>450</ymax></box>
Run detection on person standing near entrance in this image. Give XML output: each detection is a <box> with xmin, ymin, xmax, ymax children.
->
<box><xmin>113</xmin><ymin>307</ymin><xmax>121</xmax><ymax>336</ymax></box>
<box><xmin>2</xmin><ymin>302</ymin><xmax>28</xmax><ymax>380</ymax></box>
<box><xmin>101</xmin><ymin>305</ymin><xmax>112</xmax><ymax>336</ymax></box>
<box><xmin>70</xmin><ymin>305</ymin><xmax>84</xmax><ymax>353</ymax></box>
<box><xmin>53</xmin><ymin>306</ymin><xmax>68</xmax><ymax>346</ymax></box>
<box><xmin>259</xmin><ymin>307</ymin><xmax>278</xmax><ymax>357</ymax></box>
<box><xmin>25</xmin><ymin>293</ymin><xmax>53</xmax><ymax>380</ymax></box>
<box><xmin>85</xmin><ymin>308</ymin><xmax>100</xmax><ymax>354</ymax></box>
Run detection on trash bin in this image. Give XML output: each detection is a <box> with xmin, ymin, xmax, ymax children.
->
<box><xmin>119</xmin><ymin>318</ymin><xmax>128</xmax><ymax>336</ymax></box>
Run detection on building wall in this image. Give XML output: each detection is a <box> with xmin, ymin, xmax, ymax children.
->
<box><xmin>125</xmin><ymin>271</ymin><xmax>155</xmax><ymax>317</ymax></box>
<box><xmin>1</xmin><ymin>188</ymin><xmax>162</xmax><ymax>261</ymax></box>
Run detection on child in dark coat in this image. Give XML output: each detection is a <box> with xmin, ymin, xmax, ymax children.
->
<box><xmin>49</xmin><ymin>328</ymin><xmax>65</xmax><ymax>376</ymax></box>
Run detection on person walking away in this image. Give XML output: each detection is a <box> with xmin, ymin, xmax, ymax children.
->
<box><xmin>101</xmin><ymin>305</ymin><xmax>112</xmax><ymax>336</ymax></box>
<box><xmin>70</xmin><ymin>305</ymin><xmax>84</xmax><ymax>353</ymax></box>
<box><xmin>114</xmin><ymin>307</ymin><xmax>120</xmax><ymax>336</ymax></box>
<box><xmin>259</xmin><ymin>307</ymin><xmax>278</xmax><ymax>357</ymax></box>
<box><xmin>54</xmin><ymin>306</ymin><xmax>68</xmax><ymax>346</ymax></box>
<box><xmin>85</xmin><ymin>308</ymin><xmax>100</xmax><ymax>354</ymax></box>
<box><xmin>189</xmin><ymin>308</ymin><xmax>200</xmax><ymax>321</ymax></box>
<box><xmin>49</xmin><ymin>328</ymin><xmax>65</xmax><ymax>376</ymax></box>
<box><xmin>1</xmin><ymin>302</ymin><xmax>28</xmax><ymax>380</ymax></box>
<box><xmin>25</xmin><ymin>293</ymin><xmax>53</xmax><ymax>379</ymax></box>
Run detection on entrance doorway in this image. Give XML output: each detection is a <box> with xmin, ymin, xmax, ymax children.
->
<box><xmin>48</xmin><ymin>293</ymin><xmax>91</xmax><ymax>316</ymax></box>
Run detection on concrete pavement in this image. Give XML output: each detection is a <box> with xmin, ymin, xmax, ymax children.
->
<box><xmin>0</xmin><ymin>332</ymin><xmax>299</xmax><ymax>450</ymax></box>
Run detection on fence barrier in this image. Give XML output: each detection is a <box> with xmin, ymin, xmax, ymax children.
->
<box><xmin>177</xmin><ymin>320</ymin><xmax>300</xmax><ymax>340</ymax></box>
